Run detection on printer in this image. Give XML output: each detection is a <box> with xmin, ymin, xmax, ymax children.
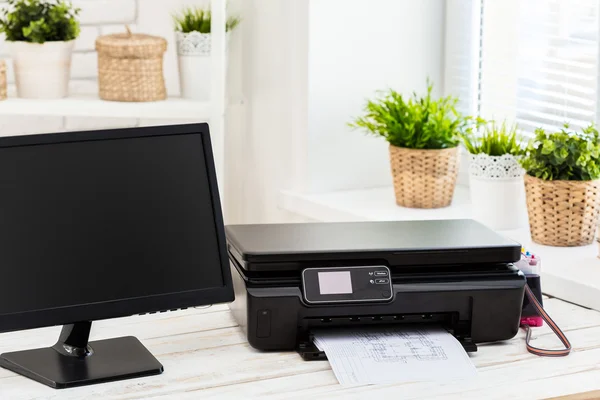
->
<box><xmin>226</xmin><ymin>219</ymin><xmax>526</xmax><ymax>359</ymax></box>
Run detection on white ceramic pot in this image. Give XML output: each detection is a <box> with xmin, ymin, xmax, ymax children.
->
<box><xmin>178</xmin><ymin>55</ymin><xmax>211</xmax><ymax>101</ymax></box>
<box><xmin>468</xmin><ymin>153</ymin><xmax>528</xmax><ymax>230</ymax></box>
<box><xmin>176</xmin><ymin>31</ymin><xmax>212</xmax><ymax>101</ymax></box>
<box><xmin>9</xmin><ymin>40</ymin><xmax>75</xmax><ymax>99</ymax></box>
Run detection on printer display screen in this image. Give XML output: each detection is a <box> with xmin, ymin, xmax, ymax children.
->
<box><xmin>318</xmin><ymin>271</ymin><xmax>353</xmax><ymax>295</ymax></box>
<box><xmin>303</xmin><ymin>266</ymin><xmax>392</xmax><ymax>304</ymax></box>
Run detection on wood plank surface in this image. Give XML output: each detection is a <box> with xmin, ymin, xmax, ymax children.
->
<box><xmin>0</xmin><ymin>299</ymin><xmax>599</xmax><ymax>399</ymax></box>
<box><xmin>548</xmin><ymin>390</ymin><xmax>600</xmax><ymax>400</ymax></box>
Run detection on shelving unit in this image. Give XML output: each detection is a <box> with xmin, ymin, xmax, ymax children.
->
<box><xmin>0</xmin><ymin>0</ymin><xmax>228</xmax><ymax>193</ymax></box>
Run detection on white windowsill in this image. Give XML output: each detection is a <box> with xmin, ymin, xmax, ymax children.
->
<box><xmin>279</xmin><ymin>185</ymin><xmax>600</xmax><ymax>312</ymax></box>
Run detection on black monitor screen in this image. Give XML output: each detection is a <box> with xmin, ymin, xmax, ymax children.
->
<box><xmin>0</xmin><ymin>131</ymin><xmax>224</xmax><ymax>316</ymax></box>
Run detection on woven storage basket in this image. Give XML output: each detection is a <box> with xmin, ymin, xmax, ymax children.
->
<box><xmin>389</xmin><ymin>145</ymin><xmax>459</xmax><ymax>208</ymax></box>
<box><xmin>0</xmin><ymin>60</ymin><xmax>6</xmax><ymax>101</ymax></box>
<box><xmin>524</xmin><ymin>174</ymin><xmax>600</xmax><ymax>246</ymax></box>
<box><xmin>96</xmin><ymin>29</ymin><xmax>167</xmax><ymax>102</ymax></box>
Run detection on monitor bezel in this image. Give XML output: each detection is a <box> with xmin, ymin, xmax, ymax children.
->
<box><xmin>0</xmin><ymin>123</ymin><xmax>234</xmax><ymax>333</ymax></box>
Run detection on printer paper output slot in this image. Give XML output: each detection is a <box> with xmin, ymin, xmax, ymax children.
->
<box><xmin>302</xmin><ymin>312</ymin><xmax>457</xmax><ymax>329</ymax></box>
<box><xmin>297</xmin><ymin>312</ymin><xmax>477</xmax><ymax>359</ymax></box>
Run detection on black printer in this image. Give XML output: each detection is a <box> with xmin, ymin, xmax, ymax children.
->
<box><xmin>226</xmin><ymin>219</ymin><xmax>526</xmax><ymax>359</ymax></box>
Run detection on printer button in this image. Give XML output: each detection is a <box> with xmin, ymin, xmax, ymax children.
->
<box><xmin>375</xmin><ymin>278</ymin><xmax>389</xmax><ymax>284</ymax></box>
<box><xmin>382</xmin><ymin>290</ymin><xmax>392</xmax><ymax>298</ymax></box>
<box><xmin>374</xmin><ymin>271</ymin><xmax>388</xmax><ymax>276</ymax></box>
<box><xmin>256</xmin><ymin>309</ymin><xmax>271</xmax><ymax>338</ymax></box>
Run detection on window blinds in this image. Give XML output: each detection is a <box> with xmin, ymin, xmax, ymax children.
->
<box><xmin>444</xmin><ymin>0</ymin><xmax>600</xmax><ymax>136</ymax></box>
<box><xmin>443</xmin><ymin>0</ymin><xmax>481</xmax><ymax>116</ymax></box>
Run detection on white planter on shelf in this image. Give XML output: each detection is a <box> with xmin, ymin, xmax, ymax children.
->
<box><xmin>468</xmin><ymin>153</ymin><xmax>527</xmax><ymax>230</ymax></box>
<box><xmin>9</xmin><ymin>40</ymin><xmax>75</xmax><ymax>99</ymax></box>
<box><xmin>176</xmin><ymin>31</ymin><xmax>212</xmax><ymax>101</ymax></box>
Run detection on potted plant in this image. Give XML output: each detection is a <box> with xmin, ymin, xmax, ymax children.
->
<box><xmin>460</xmin><ymin>120</ymin><xmax>527</xmax><ymax>230</ymax></box>
<box><xmin>520</xmin><ymin>124</ymin><xmax>600</xmax><ymax>246</ymax></box>
<box><xmin>349</xmin><ymin>82</ymin><xmax>472</xmax><ymax>208</ymax></box>
<box><xmin>173</xmin><ymin>7</ymin><xmax>240</xmax><ymax>100</ymax></box>
<box><xmin>0</xmin><ymin>0</ymin><xmax>80</xmax><ymax>98</ymax></box>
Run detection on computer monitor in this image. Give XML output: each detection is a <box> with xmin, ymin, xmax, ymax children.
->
<box><xmin>0</xmin><ymin>123</ymin><xmax>234</xmax><ymax>389</ymax></box>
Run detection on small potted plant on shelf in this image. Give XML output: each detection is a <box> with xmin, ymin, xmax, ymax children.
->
<box><xmin>460</xmin><ymin>120</ymin><xmax>527</xmax><ymax>230</ymax></box>
<box><xmin>520</xmin><ymin>124</ymin><xmax>600</xmax><ymax>246</ymax></box>
<box><xmin>173</xmin><ymin>7</ymin><xmax>240</xmax><ymax>101</ymax></box>
<box><xmin>349</xmin><ymin>81</ymin><xmax>473</xmax><ymax>208</ymax></box>
<box><xmin>0</xmin><ymin>0</ymin><xmax>80</xmax><ymax>99</ymax></box>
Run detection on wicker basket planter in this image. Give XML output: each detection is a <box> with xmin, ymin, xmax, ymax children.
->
<box><xmin>524</xmin><ymin>174</ymin><xmax>600</xmax><ymax>246</ymax></box>
<box><xmin>389</xmin><ymin>145</ymin><xmax>459</xmax><ymax>208</ymax></box>
<box><xmin>96</xmin><ymin>29</ymin><xmax>167</xmax><ymax>102</ymax></box>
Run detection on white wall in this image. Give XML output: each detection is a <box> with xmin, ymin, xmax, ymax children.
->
<box><xmin>225</xmin><ymin>0</ymin><xmax>446</xmax><ymax>223</ymax></box>
<box><xmin>304</xmin><ymin>0</ymin><xmax>445</xmax><ymax>193</ymax></box>
<box><xmin>224</xmin><ymin>0</ymin><xmax>311</xmax><ymax>224</ymax></box>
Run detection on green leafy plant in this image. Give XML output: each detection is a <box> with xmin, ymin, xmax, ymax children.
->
<box><xmin>520</xmin><ymin>124</ymin><xmax>600</xmax><ymax>181</ymax></box>
<box><xmin>0</xmin><ymin>0</ymin><xmax>80</xmax><ymax>43</ymax></box>
<box><xmin>348</xmin><ymin>81</ymin><xmax>476</xmax><ymax>149</ymax></box>
<box><xmin>173</xmin><ymin>7</ymin><xmax>240</xmax><ymax>34</ymax></box>
<box><xmin>460</xmin><ymin>120</ymin><xmax>524</xmax><ymax>156</ymax></box>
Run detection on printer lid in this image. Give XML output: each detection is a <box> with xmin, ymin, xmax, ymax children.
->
<box><xmin>225</xmin><ymin>219</ymin><xmax>522</xmax><ymax>272</ymax></box>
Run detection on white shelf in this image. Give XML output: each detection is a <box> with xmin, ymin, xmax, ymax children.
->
<box><xmin>0</xmin><ymin>94</ymin><xmax>210</xmax><ymax>120</ymax></box>
<box><xmin>279</xmin><ymin>185</ymin><xmax>600</xmax><ymax>312</ymax></box>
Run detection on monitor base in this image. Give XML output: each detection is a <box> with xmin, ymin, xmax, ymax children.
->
<box><xmin>0</xmin><ymin>322</ymin><xmax>163</xmax><ymax>389</ymax></box>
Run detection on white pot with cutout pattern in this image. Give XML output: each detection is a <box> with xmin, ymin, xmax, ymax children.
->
<box><xmin>176</xmin><ymin>31</ymin><xmax>212</xmax><ymax>101</ymax></box>
<box><xmin>468</xmin><ymin>153</ymin><xmax>527</xmax><ymax>230</ymax></box>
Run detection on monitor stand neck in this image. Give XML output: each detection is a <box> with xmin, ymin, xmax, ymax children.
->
<box><xmin>52</xmin><ymin>321</ymin><xmax>93</xmax><ymax>358</ymax></box>
<box><xmin>0</xmin><ymin>321</ymin><xmax>163</xmax><ymax>389</ymax></box>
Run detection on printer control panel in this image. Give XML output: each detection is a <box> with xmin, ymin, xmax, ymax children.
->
<box><xmin>302</xmin><ymin>266</ymin><xmax>393</xmax><ymax>304</ymax></box>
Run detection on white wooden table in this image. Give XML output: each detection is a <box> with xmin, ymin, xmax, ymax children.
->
<box><xmin>1</xmin><ymin>298</ymin><xmax>599</xmax><ymax>400</ymax></box>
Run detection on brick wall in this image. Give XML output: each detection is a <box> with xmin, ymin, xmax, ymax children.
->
<box><xmin>0</xmin><ymin>0</ymin><xmax>208</xmax><ymax>134</ymax></box>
